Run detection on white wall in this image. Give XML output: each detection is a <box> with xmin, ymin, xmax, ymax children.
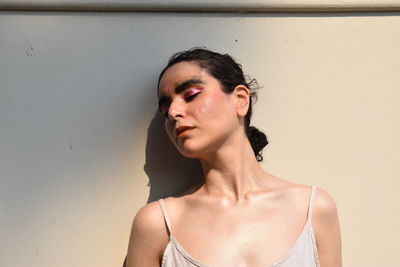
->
<box><xmin>1</xmin><ymin>10</ymin><xmax>399</xmax><ymax>267</ymax></box>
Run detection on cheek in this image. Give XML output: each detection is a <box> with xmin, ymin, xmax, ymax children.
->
<box><xmin>197</xmin><ymin>93</ymin><xmax>234</xmax><ymax>121</ymax></box>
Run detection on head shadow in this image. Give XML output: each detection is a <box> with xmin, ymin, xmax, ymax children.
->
<box><xmin>144</xmin><ymin>111</ymin><xmax>203</xmax><ymax>203</ymax></box>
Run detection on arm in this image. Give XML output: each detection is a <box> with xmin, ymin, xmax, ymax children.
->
<box><xmin>125</xmin><ymin>201</ymin><xmax>168</xmax><ymax>267</ymax></box>
<box><xmin>313</xmin><ymin>188</ymin><xmax>342</xmax><ymax>267</ymax></box>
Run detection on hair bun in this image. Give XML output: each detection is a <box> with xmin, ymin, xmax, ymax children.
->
<box><xmin>247</xmin><ymin>126</ymin><xmax>268</xmax><ymax>162</ymax></box>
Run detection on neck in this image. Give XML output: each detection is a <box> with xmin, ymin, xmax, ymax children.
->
<box><xmin>197</xmin><ymin>129</ymin><xmax>269</xmax><ymax>203</ymax></box>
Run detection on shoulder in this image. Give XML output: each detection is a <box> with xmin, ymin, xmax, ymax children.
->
<box><xmin>132</xmin><ymin>200</ymin><xmax>164</xmax><ymax>230</ymax></box>
<box><xmin>313</xmin><ymin>187</ymin><xmax>339</xmax><ymax>222</ymax></box>
<box><xmin>312</xmin><ymin>187</ymin><xmax>342</xmax><ymax>266</ymax></box>
<box><xmin>276</xmin><ymin>181</ymin><xmax>339</xmax><ymax>225</ymax></box>
<box><xmin>283</xmin><ymin>182</ymin><xmax>338</xmax><ymax>217</ymax></box>
<box><xmin>130</xmin><ymin>200</ymin><xmax>169</xmax><ymax>244</ymax></box>
<box><xmin>126</xmin><ymin>200</ymin><xmax>169</xmax><ymax>266</ymax></box>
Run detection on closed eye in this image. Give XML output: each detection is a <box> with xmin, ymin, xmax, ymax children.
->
<box><xmin>158</xmin><ymin>87</ymin><xmax>203</xmax><ymax>118</ymax></box>
<box><xmin>184</xmin><ymin>88</ymin><xmax>203</xmax><ymax>102</ymax></box>
<box><xmin>160</xmin><ymin>105</ymin><xmax>170</xmax><ymax>118</ymax></box>
<box><xmin>158</xmin><ymin>98</ymin><xmax>171</xmax><ymax>118</ymax></box>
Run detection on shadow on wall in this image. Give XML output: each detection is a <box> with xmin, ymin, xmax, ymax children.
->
<box><xmin>144</xmin><ymin>111</ymin><xmax>203</xmax><ymax>202</ymax></box>
<box><xmin>122</xmin><ymin>112</ymin><xmax>203</xmax><ymax>266</ymax></box>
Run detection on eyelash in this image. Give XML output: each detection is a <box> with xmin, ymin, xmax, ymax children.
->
<box><xmin>162</xmin><ymin>109</ymin><xmax>169</xmax><ymax>118</ymax></box>
<box><xmin>184</xmin><ymin>90</ymin><xmax>201</xmax><ymax>101</ymax></box>
<box><xmin>160</xmin><ymin>105</ymin><xmax>169</xmax><ymax>118</ymax></box>
<box><xmin>160</xmin><ymin>88</ymin><xmax>202</xmax><ymax>118</ymax></box>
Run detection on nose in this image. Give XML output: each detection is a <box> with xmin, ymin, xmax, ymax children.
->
<box><xmin>167</xmin><ymin>98</ymin><xmax>185</xmax><ymax>121</ymax></box>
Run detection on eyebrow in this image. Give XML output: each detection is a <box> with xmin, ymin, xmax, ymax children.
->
<box><xmin>158</xmin><ymin>77</ymin><xmax>205</xmax><ymax>110</ymax></box>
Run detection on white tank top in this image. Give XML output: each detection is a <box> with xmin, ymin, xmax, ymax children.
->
<box><xmin>158</xmin><ymin>185</ymin><xmax>320</xmax><ymax>267</ymax></box>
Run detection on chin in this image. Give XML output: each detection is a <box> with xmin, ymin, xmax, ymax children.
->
<box><xmin>177</xmin><ymin>147</ymin><xmax>201</xmax><ymax>159</ymax></box>
<box><xmin>175</xmin><ymin>140</ymin><xmax>205</xmax><ymax>159</ymax></box>
<box><xmin>176</xmin><ymin>140</ymin><xmax>219</xmax><ymax>160</ymax></box>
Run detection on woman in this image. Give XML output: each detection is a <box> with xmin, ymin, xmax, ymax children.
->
<box><xmin>126</xmin><ymin>48</ymin><xmax>342</xmax><ymax>266</ymax></box>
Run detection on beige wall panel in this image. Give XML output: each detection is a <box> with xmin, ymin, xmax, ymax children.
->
<box><xmin>0</xmin><ymin>12</ymin><xmax>399</xmax><ymax>267</ymax></box>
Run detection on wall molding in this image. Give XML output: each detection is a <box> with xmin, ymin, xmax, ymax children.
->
<box><xmin>1</xmin><ymin>0</ymin><xmax>400</xmax><ymax>12</ymax></box>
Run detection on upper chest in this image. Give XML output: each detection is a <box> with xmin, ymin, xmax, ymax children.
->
<box><xmin>167</xmin><ymin>200</ymin><xmax>309</xmax><ymax>266</ymax></box>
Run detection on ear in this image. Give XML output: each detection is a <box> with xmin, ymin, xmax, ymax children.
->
<box><xmin>233</xmin><ymin>85</ymin><xmax>250</xmax><ymax>118</ymax></box>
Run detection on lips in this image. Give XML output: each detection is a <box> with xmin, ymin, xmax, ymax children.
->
<box><xmin>176</xmin><ymin>126</ymin><xmax>194</xmax><ymax>138</ymax></box>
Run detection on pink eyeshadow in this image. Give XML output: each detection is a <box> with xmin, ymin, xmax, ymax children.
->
<box><xmin>184</xmin><ymin>88</ymin><xmax>203</xmax><ymax>98</ymax></box>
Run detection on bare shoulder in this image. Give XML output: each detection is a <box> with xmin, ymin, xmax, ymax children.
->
<box><xmin>125</xmin><ymin>201</ymin><xmax>169</xmax><ymax>267</ymax></box>
<box><xmin>277</xmin><ymin>181</ymin><xmax>341</xmax><ymax>235</ymax></box>
<box><xmin>279</xmin><ymin>181</ymin><xmax>339</xmax><ymax>218</ymax></box>
<box><xmin>132</xmin><ymin>201</ymin><xmax>166</xmax><ymax>235</ymax></box>
<box><xmin>271</xmin><ymin>179</ymin><xmax>314</xmax><ymax>202</ymax></box>
<box><xmin>313</xmin><ymin>187</ymin><xmax>340</xmax><ymax>222</ymax></box>
<box><xmin>312</xmin><ymin>187</ymin><xmax>342</xmax><ymax>267</ymax></box>
<box><xmin>281</xmin><ymin>182</ymin><xmax>342</xmax><ymax>266</ymax></box>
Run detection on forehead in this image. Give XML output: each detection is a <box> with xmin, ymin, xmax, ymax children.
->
<box><xmin>158</xmin><ymin>61</ymin><xmax>207</xmax><ymax>94</ymax></box>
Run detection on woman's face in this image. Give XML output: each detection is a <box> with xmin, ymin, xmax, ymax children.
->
<box><xmin>158</xmin><ymin>61</ymin><xmax>240</xmax><ymax>159</ymax></box>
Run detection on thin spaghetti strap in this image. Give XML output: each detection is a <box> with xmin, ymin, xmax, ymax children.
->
<box><xmin>307</xmin><ymin>185</ymin><xmax>317</xmax><ymax>222</ymax></box>
<box><xmin>158</xmin><ymin>199</ymin><xmax>173</xmax><ymax>236</ymax></box>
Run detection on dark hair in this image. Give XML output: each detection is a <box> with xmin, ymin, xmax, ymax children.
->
<box><xmin>158</xmin><ymin>48</ymin><xmax>268</xmax><ymax>162</ymax></box>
